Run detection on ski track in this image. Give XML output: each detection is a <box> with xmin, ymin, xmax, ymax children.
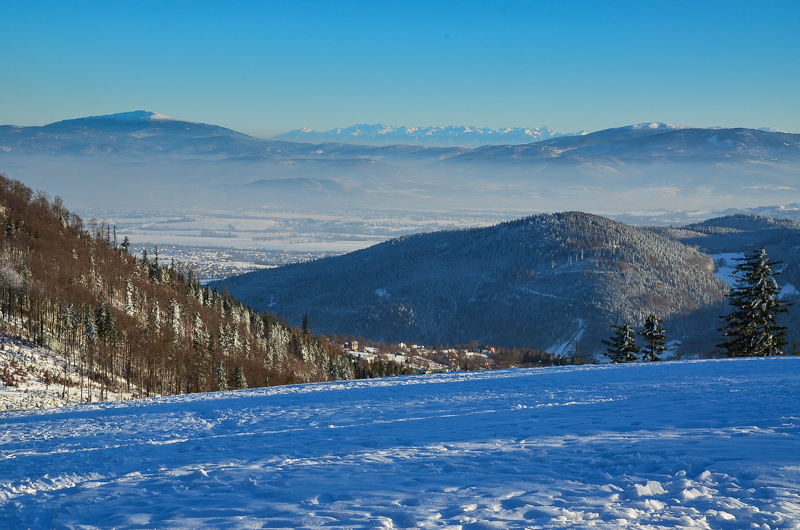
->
<box><xmin>1</xmin><ymin>358</ymin><xmax>799</xmax><ymax>529</ymax></box>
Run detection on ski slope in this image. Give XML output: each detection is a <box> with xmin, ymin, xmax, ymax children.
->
<box><xmin>1</xmin><ymin>358</ymin><xmax>799</xmax><ymax>529</ymax></box>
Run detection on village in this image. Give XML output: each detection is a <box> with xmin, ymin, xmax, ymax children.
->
<box><xmin>336</xmin><ymin>339</ymin><xmax>495</xmax><ymax>373</ymax></box>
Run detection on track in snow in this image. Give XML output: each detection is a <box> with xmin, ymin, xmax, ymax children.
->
<box><xmin>1</xmin><ymin>358</ymin><xmax>799</xmax><ymax>529</ymax></box>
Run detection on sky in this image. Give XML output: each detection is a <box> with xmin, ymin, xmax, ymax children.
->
<box><xmin>1</xmin><ymin>0</ymin><xmax>799</xmax><ymax>138</ymax></box>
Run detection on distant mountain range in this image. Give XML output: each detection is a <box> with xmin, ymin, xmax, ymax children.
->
<box><xmin>2</xmin><ymin>111</ymin><xmax>800</xmax><ymax>216</ymax></box>
<box><xmin>273</xmin><ymin>123</ymin><xmax>592</xmax><ymax>147</ymax></box>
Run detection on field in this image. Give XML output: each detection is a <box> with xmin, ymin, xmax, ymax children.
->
<box><xmin>1</xmin><ymin>358</ymin><xmax>799</xmax><ymax>529</ymax></box>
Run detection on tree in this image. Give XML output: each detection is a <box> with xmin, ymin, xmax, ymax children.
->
<box><xmin>639</xmin><ymin>313</ymin><xmax>666</xmax><ymax>362</ymax></box>
<box><xmin>302</xmin><ymin>313</ymin><xmax>311</xmax><ymax>335</ymax></box>
<box><xmin>234</xmin><ymin>366</ymin><xmax>248</xmax><ymax>389</ymax></box>
<box><xmin>719</xmin><ymin>246</ymin><xmax>789</xmax><ymax>357</ymax></box>
<box><xmin>602</xmin><ymin>322</ymin><xmax>639</xmax><ymax>363</ymax></box>
<box><xmin>216</xmin><ymin>360</ymin><xmax>229</xmax><ymax>391</ymax></box>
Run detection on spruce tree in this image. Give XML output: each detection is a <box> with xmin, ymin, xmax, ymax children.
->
<box><xmin>639</xmin><ymin>313</ymin><xmax>666</xmax><ymax>362</ymax></box>
<box><xmin>602</xmin><ymin>322</ymin><xmax>640</xmax><ymax>363</ymax></box>
<box><xmin>216</xmin><ymin>360</ymin><xmax>229</xmax><ymax>391</ymax></box>
<box><xmin>719</xmin><ymin>246</ymin><xmax>789</xmax><ymax>357</ymax></box>
<box><xmin>302</xmin><ymin>313</ymin><xmax>311</xmax><ymax>335</ymax></box>
<box><xmin>234</xmin><ymin>366</ymin><xmax>248</xmax><ymax>389</ymax></box>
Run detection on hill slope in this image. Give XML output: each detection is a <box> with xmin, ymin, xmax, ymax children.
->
<box><xmin>0</xmin><ymin>174</ymin><xmax>352</xmax><ymax>407</ymax></box>
<box><xmin>219</xmin><ymin>212</ymin><xmax>727</xmax><ymax>353</ymax></box>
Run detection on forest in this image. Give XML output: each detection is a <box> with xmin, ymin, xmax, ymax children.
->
<box><xmin>219</xmin><ymin>211</ymin><xmax>730</xmax><ymax>353</ymax></box>
<box><xmin>0</xmin><ymin>174</ymin><xmax>353</xmax><ymax>402</ymax></box>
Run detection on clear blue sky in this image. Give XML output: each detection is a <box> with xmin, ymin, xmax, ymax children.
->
<box><xmin>2</xmin><ymin>0</ymin><xmax>798</xmax><ymax>138</ymax></box>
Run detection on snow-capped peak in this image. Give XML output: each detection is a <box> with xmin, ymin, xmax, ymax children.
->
<box><xmin>630</xmin><ymin>122</ymin><xmax>687</xmax><ymax>131</ymax></box>
<box><xmin>272</xmin><ymin>124</ymin><xmax>589</xmax><ymax>147</ymax></box>
<box><xmin>84</xmin><ymin>110</ymin><xmax>175</xmax><ymax>122</ymax></box>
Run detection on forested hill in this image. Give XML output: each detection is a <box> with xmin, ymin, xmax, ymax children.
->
<box><xmin>0</xmin><ymin>175</ymin><xmax>352</xmax><ymax>400</ymax></box>
<box><xmin>218</xmin><ymin>212</ymin><xmax>728</xmax><ymax>353</ymax></box>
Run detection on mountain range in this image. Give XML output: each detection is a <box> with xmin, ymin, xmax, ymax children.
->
<box><xmin>273</xmin><ymin>123</ymin><xmax>591</xmax><ymax>147</ymax></box>
<box><xmin>2</xmin><ymin>111</ymin><xmax>800</xmax><ymax>219</ymax></box>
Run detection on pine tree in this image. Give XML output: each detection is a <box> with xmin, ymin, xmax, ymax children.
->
<box><xmin>302</xmin><ymin>313</ymin><xmax>311</xmax><ymax>335</ymax></box>
<box><xmin>216</xmin><ymin>360</ymin><xmax>229</xmax><ymax>391</ymax></box>
<box><xmin>234</xmin><ymin>366</ymin><xmax>248</xmax><ymax>389</ymax></box>
<box><xmin>639</xmin><ymin>313</ymin><xmax>666</xmax><ymax>362</ymax></box>
<box><xmin>602</xmin><ymin>322</ymin><xmax>639</xmax><ymax>363</ymax></box>
<box><xmin>719</xmin><ymin>246</ymin><xmax>789</xmax><ymax>357</ymax></box>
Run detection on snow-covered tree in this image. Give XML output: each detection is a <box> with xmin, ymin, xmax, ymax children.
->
<box><xmin>148</xmin><ymin>302</ymin><xmax>161</xmax><ymax>336</ymax></box>
<box><xmin>602</xmin><ymin>322</ymin><xmax>639</xmax><ymax>363</ymax></box>
<box><xmin>124</xmin><ymin>279</ymin><xmax>135</xmax><ymax>316</ymax></box>
<box><xmin>233</xmin><ymin>366</ymin><xmax>248</xmax><ymax>389</ymax></box>
<box><xmin>84</xmin><ymin>306</ymin><xmax>97</xmax><ymax>346</ymax></box>
<box><xmin>216</xmin><ymin>360</ymin><xmax>229</xmax><ymax>391</ymax></box>
<box><xmin>639</xmin><ymin>313</ymin><xmax>666</xmax><ymax>362</ymax></box>
<box><xmin>168</xmin><ymin>297</ymin><xmax>184</xmax><ymax>339</ymax></box>
<box><xmin>719</xmin><ymin>246</ymin><xmax>789</xmax><ymax>357</ymax></box>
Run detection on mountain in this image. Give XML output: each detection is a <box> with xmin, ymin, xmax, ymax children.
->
<box><xmin>451</xmin><ymin>125</ymin><xmax>800</xmax><ymax>162</ymax></box>
<box><xmin>273</xmin><ymin>123</ymin><xmax>590</xmax><ymax>147</ymax></box>
<box><xmin>217</xmin><ymin>212</ymin><xmax>728</xmax><ymax>355</ymax></box>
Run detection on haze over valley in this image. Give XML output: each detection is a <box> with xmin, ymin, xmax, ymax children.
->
<box><xmin>2</xmin><ymin>111</ymin><xmax>800</xmax><ymax>280</ymax></box>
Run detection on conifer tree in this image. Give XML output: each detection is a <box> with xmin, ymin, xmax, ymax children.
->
<box><xmin>602</xmin><ymin>322</ymin><xmax>639</xmax><ymax>363</ymax></box>
<box><xmin>216</xmin><ymin>360</ymin><xmax>229</xmax><ymax>391</ymax></box>
<box><xmin>719</xmin><ymin>246</ymin><xmax>789</xmax><ymax>357</ymax></box>
<box><xmin>302</xmin><ymin>313</ymin><xmax>311</xmax><ymax>335</ymax></box>
<box><xmin>234</xmin><ymin>366</ymin><xmax>248</xmax><ymax>389</ymax></box>
<box><xmin>639</xmin><ymin>313</ymin><xmax>666</xmax><ymax>362</ymax></box>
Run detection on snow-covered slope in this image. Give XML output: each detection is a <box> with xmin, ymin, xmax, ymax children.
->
<box><xmin>0</xmin><ymin>336</ymin><xmax>140</xmax><ymax>411</ymax></box>
<box><xmin>1</xmin><ymin>358</ymin><xmax>798</xmax><ymax>528</ymax></box>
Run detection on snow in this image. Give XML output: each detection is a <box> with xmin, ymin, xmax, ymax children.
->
<box><xmin>375</xmin><ymin>288</ymin><xmax>390</xmax><ymax>299</ymax></box>
<box><xmin>710</xmin><ymin>252</ymin><xmax>744</xmax><ymax>287</ymax></box>
<box><xmin>84</xmin><ymin>110</ymin><xmax>175</xmax><ymax>122</ymax></box>
<box><xmin>711</xmin><ymin>253</ymin><xmax>798</xmax><ymax>299</ymax></box>
<box><xmin>0</xmin><ymin>336</ymin><xmax>142</xmax><ymax>411</ymax></box>
<box><xmin>1</xmin><ymin>358</ymin><xmax>799</xmax><ymax>528</ymax></box>
<box><xmin>546</xmin><ymin>318</ymin><xmax>586</xmax><ymax>357</ymax></box>
<box><xmin>780</xmin><ymin>283</ymin><xmax>799</xmax><ymax>299</ymax></box>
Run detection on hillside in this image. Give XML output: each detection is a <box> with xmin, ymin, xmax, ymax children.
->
<box><xmin>2</xmin><ymin>358</ymin><xmax>798</xmax><ymax>528</ymax></box>
<box><xmin>652</xmin><ymin>214</ymin><xmax>800</xmax><ymax>348</ymax></box>
<box><xmin>0</xmin><ymin>174</ymin><xmax>352</xmax><ymax>407</ymax></box>
<box><xmin>218</xmin><ymin>212</ymin><xmax>728</xmax><ymax>354</ymax></box>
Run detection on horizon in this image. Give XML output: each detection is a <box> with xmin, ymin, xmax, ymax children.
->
<box><xmin>4</xmin><ymin>109</ymin><xmax>797</xmax><ymax>142</ymax></box>
<box><xmin>2</xmin><ymin>1</ymin><xmax>798</xmax><ymax>138</ymax></box>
